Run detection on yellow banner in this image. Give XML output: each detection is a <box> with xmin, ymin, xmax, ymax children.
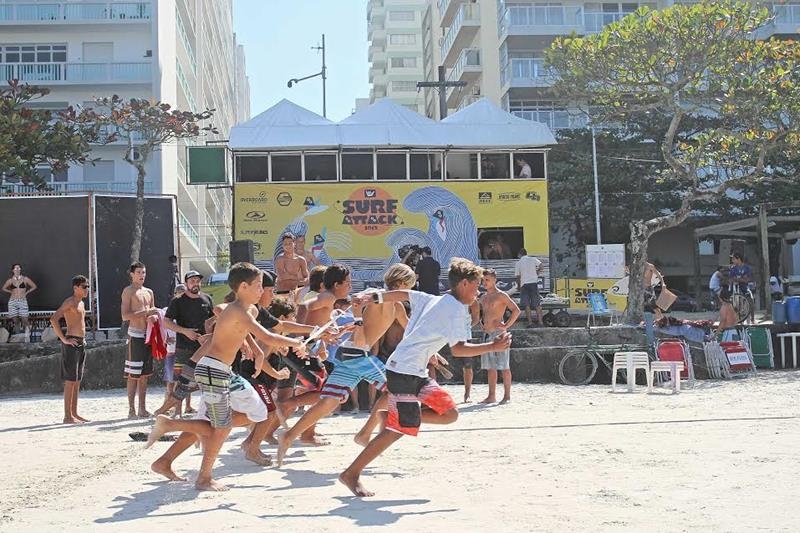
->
<box><xmin>554</xmin><ymin>278</ymin><xmax>628</xmax><ymax>310</ymax></box>
<box><xmin>234</xmin><ymin>181</ymin><xmax>549</xmax><ymax>266</ymax></box>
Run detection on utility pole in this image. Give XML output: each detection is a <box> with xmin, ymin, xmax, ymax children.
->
<box><xmin>416</xmin><ymin>66</ymin><xmax>466</xmax><ymax>120</ymax></box>
<box><xmin>288</xmin><ymin>34</ymin><xmax>327</xmax><ymax>118</ymax></box>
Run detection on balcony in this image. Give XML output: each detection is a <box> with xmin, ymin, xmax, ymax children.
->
<box><xmin>438</xmin><ymin>0</ymin><xmax>460</xmax><ymax>28</ymax></box>
<box><xmin>457</xmin><ymin>94</ymin><xmax>482</xmax><ymax>110</ymax></box>
<box><xmin>368</xmin><ymin>20</ymin><xmax>384</xmax><ymax>40</ymax></box>
<box><xmin>367</xmin><ymin>0</ymin><xmax>384</xmax><ymax>21</ymax></box>
<box><xmin>179</xmin><ymin>211</ymin><xmax>200</xmax><ymax>250</ymax></box>
<box><xmin>499</xmin><ymin>5</ymin><xmax>583</xmax><ymax>39</ymax></box>
<box><xmin>501</xmin><ymin>57</ymin><xmax>556</xmax><ymax>91</ymax></box>
<box><xmin>0</xmin><ymin>180</ymin><xmax>157</xmax><ymax>196</ymax></box>
<box><xmin>511</xmin><ymin>109</ymin><xmax>587</xmax><ymax>130</ymax></box>
<box><xmin>440</xmin><ymin>3</ymin><xmax>480</xmax><ymax>66</ymax></box>
<box><xmin>769</xmin><ymin>3</ymin><xmax>800</xmax><ymax>35</ymax></box>
<box><xmin>446</xmin><ymin>48</ymin><xmax>481</xmax><ymax>106</ymax></box>
<box><xmin>0</xmin><ymin>2</ymin><xmax>151</xmax><ymax>24</ymax></box>
<box><xmin>583</xmin><ymin>11</ymin><xmax>628</xmax><ymax>33</ymax></box>
<box><xmin>0</xmin><ymin>62</ymin><xmax>151</xmax><ymax>85</ymax></box>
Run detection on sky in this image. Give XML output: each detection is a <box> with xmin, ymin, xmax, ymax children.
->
<box><xmin>233</xmin><ymin>0</ymin><xmax>371</xmax><ymax>122</ymax></box>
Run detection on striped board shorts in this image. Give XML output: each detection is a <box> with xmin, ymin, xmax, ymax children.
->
<box><xmin>7</xmin><ymin>298</ymin><xmax>29</xmax><ymax>318</ymax></box>
<box><xmin>194</xmin><ymin>356</ymin><xmax>233</xmax><ymax>428</ymax></box>
<box><xmin>320</xmin><ymin>346</ymin><xmax>387</xmax><ymax>402</ymax></box>
<box><xmin>124</xmin><ymin>331</ymin><xmax>153</xmax><ymax>378</ymax></box>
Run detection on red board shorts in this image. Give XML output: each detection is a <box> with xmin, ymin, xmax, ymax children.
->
<box><xmin>385</xmin><ymin>369</ymin><xmax>456</xmax><ymax>437</ymax></box>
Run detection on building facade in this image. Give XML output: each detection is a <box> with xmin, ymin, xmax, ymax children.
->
<box><xmin>0</xmin><ymin>0</ymin><xmax>250</xmax><ymax>275</ymax></box>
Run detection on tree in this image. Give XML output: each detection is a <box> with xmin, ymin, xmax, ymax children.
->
<box><xmin>547</xmin><ymin>1</ymin><xmax>800</xmax><ymax>323</ymax></box>
<box><xmin>0</xmin><ymin>80</ymin><xmax>101</xmax><ymax>189</ymax></box>
<box><xmin>81</xmin><ymin>96</ymin><xmax>216</xmax><ymax>263</ymax></box>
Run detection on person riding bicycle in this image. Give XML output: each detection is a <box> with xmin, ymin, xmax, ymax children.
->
<box><xmin>728</xmin><ymin>253</ymin><xmax>752</xmax><ymax>294</ymax></box>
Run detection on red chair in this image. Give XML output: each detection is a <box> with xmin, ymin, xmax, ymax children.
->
<box><xmin>720</xmin><ymin>341</ymin><xmax>756</xmax><ymax>375</ymax></box>
<box><xmin>655</xmin><ymin>339</ymin><xmax>694</xmax><ymax>382</ymax></box>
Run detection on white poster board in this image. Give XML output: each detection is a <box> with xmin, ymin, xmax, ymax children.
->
<box><xmin>586</xmin><ymin>244</ymin><xmax>626</xmax><ymax>279</ymax></box>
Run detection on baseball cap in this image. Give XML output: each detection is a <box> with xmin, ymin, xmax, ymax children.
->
<box><xmin>174</xmin><ymin>283</ymin><xmax>187</xmax><ymax>293</ymax></box>
<box><xmin>184</xmin><ymin>270</ymin><xmax>204</xmax><ymax>282</ymax></box>
<box><xmin>261</xmin><ymin>269</ymin><xmax>276</xmax><ymax>288</ymax></box>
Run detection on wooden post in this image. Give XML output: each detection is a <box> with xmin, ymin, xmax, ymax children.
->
<box><xmin>758</xmin><ymin>204</ymin><xmax>771</xmax><ymax>317</ymax></box>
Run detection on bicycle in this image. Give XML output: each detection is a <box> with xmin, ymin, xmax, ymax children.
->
<box><xmin>730</xmin><ymin>283</ymin><xmax>754</xmax><ymax>324</ymax></box>
<box><xmin>557</xmin><ymin>327</ymin><xmax>650</xmax><ymax>385</ymax></box>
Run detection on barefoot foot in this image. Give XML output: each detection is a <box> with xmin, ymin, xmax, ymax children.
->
<box><xmin>299</xmin><ymin>434</ymin><xmax>330</xmax><ymax>446</ymax></box>
<box><xmin>264</xmin><ymin>435</ymin><xmax>279</xmax><ymax>445</ymax></box>
<box><xmin>244</xmin><ymin>449</ymin><xmax>272</xmax><ymax>467</ymax></box>
<box><xmin>499</xmin><ymin>397</ymin><xmax>511</xmax><ymax>404</ymax></box>
<box><xmin>151</xmin><ymin>458</ymin><xmax>187</xmax><ymax>481</ymax></box>
<box><xmin>128</xmin><ymin>410</ymin><xmax>137</xmax><ymax>420</ymax></box>
<box><xmin>479</xmin><ymin>397</ymin><xmax>496</xmax><ymax>404</ymax></box>
<box><xmin>138</xmin><ymin>410</ymin><xmax>153</xmax><ymax>419</ymax></box>
<box><xmin>195</xmin><ymin>477</ymin><xmax>229</xmax><ymax>492</ymax></box>
<box><xmin>338</xmin><ymin>471</ymin><xmax>374</xmax><ymax>497</ymax></box>
<box><xmin>63</xmin><ymin>416</ymin><xmax>78</xmax><ymax>424</ymax></box>
<box><xmin>276</xmin><ymin>433</ymin><xmax>291</xmax><ymax>467</ymax></box>
<box><xmin>74</xmin><ymin>414</ymin><xmax>90</xmax><ymax>423</ymax></box>
<box><xmin>145</xmin><ymin>415</ymin><xmax>171</xmax><ymax>449</ymax></box>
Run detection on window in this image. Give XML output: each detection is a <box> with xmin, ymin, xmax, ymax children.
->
<box><xmin>342</xmin><ymin>151</ymin><xmax>374</xmax><ymax>181</ymax></box>
<box><xmin>376</xmin><ymin>152</ymin><xmax>407</xmax><ymax>180</ymax></box>
<box><xmin>389</xmin><ymin>10</ymin><xmax>415</xmax><ymax>21</ymax></box>
<box><xmin>410</xmin><ymin>152</ymin><xmax>442</xmax><ymax>180</ymax></box>
<box><xmin>304</xmin><ymin>153</ymin><xmax>337</xmax><ymax>181</ymax></box>
<box><xmin>0</xmin><ymin>44</ymin><xmax>66</xmax><ymax>63</ymax></box>
<box><xmin>445</xmin><ymin>152</ymin><xmax>479</xmax><ymax>180</ymax></box>
<box><xmin>84</xmin><ymin>160</ymin><xmax>114</xmax><ymax>182</ymax></box>
<box><xmin>390</xmin><ymin>56</ymin><xmax>417</xmax><ymax>68</ymax></box>
<box><xmin>35</xmin><ymin>166</ymin><xmax>68</xmax><ymax>182</ymax></box>
<box><xmin>509</xmin><ymin>99</ymin><xmax>571</xmax><ymax>129</ymax></box>
<box><xmin>271</xmin><ymin>154</ymin><xmax>301</xmax><ymax>182</ymax></box>
<box><xmin>480</xmin><ymin>153</ymin><xmax>511</xmax><ymax>179</ymax></box>
<box><xmin>391</xmin><ymin>80</ymin><xmax>417</xmax><ymax>92</ymax></box>
<box><xmin>513</xmin><ymin>152</ymin><xmax>546</xmax><ymax>179</ymax></box>
<box><xmin>236</xmin><ymin>155</ymin><xmax>268</xmax><ymax>182</ymax></box>
<box><xmin>389</xmin><ymin>33</ymin><xmax>416</xmax><ymax>45</ymax></box>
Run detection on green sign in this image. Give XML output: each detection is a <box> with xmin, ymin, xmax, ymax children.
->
<box><xmin>187</xmin><ymin>146</ymin><xmax>228</xmax><ymax>184</ymax></box>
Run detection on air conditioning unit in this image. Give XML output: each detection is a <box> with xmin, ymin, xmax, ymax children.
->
<box><xmin>130</xmin><ymin>148</ymin><xmax>142</xmax><ymax>161</ymax></box>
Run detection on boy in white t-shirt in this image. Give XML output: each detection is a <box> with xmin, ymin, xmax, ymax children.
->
<box><xmin>338</xmin><ymin>258</ymin><xmax>512</xmax><ymax>498</ymax></box>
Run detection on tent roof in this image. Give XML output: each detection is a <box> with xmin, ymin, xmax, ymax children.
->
<box><xmin>229</xmin><ymin>97</ymin><xmax>556</xmax><ymax>150</ymax></box>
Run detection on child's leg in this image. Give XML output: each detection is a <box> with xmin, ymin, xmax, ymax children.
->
<box><xmin>354</xmin><ymin>392</ymin><xmax>387</xmax><ymax>446</ymax></box>
<box><xmin>146</xmin><ymin>414</ymin><xmax>214</xmax><ymax>448</ymax></box>
<box><xmin>151</xmin><ymin>431</ymin><xmax>196</xmax><ymax>481</ymax></box>
<box><xmin>481</xmin><ymin>369</ymin><xmax>498</xmax><ymax>403</ymax></box>
<box><xmin>276</xmin><ymin>397</ymin><xmax>339</xmax><ymax>466</ymax></box>
<box><xmin>339</xmin><ymin>428</ymin><xmax>403</xmax><ymax>497</ymax></box>
<box><xmin>184</xmin><ymin>392</ymin><xmax>194</xmax><ymax>413</ymax></box>
<box><xmin>501</xmin><ymin>369</ymin><xmax>512</xmax><ymax>403</ymax></box>
<box><xmin>72</xmin><ymin>381</ymin><xmax>88</xmax><ymax>422</ymax></box>
<box><xmin>137</xmin><ymin>377</ymin><xmax>150</xmax><ymax>417</ymax></box>
<box><xmin>126</xmin><ymin>378</ymin><xmax>137</xmax><ymax>418</ymax></box>
<box><xmin>196</xmin><ymin>426</ymin><xmax>232</xmax><ymax>491</ymax></box>
<box><xmin>462</xmin><ymin>367</ymin><xmax>473</xmax><ymax>402</ymax></box>
<box><xmin>63</xmin><ymin>381</ymin><xmax>76</xmax><ymax>423</ymax></box>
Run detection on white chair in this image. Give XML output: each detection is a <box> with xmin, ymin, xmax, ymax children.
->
<box><xmin>611</xmin><ymin>351</ymin><xmax>650</xmax><ymax>392</ymax></box>
<box><xmin>648</xmin><ymin>361</ymin><xmax>685</xmax><ymax>393</ymax></box>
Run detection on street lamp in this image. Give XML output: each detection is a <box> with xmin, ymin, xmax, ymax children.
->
<box><xmin>287</xmin><ymin>34</ymin><xmax>327</xmax><ymax>118</ymax></box>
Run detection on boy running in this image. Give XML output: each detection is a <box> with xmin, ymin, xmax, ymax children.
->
<box><xmin>479</xmin><ymin>269</ymin><xmax>520</xmax><ymax>404</ymax></box>
<box><xmin>146</xmin><ymin>262</ymin><xmax>307</xmax><ymax>491</ymax></box>
<box><xmin>339</xmin><ymin>258</ymin><xmax>512</xmax><ymax>497</ymax></box>
<box><xmin>50</xmin><ymin>275</ymin><xmax>91</xmax><ymax>424</ymax></box>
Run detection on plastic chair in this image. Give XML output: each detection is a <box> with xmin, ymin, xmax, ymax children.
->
<box><xmin>611</xmin><ymin>351</ymin><xmax>650</xmax><ymax>392</ymax></box>
<box><xmin>587</xmin><ymin>292</ymin><xmax>617</xmax><ymax>327</ymax></box>
<box><xmin>648</xmin><ymin>360</ymin><xmax>685</xmax><ymax>393</ymax></box>
<box><xmin>745</xmin><ymin>327</ymin><xmax>774</xmax><ymax>369</ymax></box>
<box><xmin>720</xmin><ymin>340</ymin><xmax>757</xmax><ymax>376</ymax></box>
<box><xmin>655</xmin><ymin>338</ymin><xmax>696</xmax><ymax>384</ymax></box>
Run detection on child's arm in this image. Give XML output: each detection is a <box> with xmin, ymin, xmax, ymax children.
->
<box><xmin>260</xmin><ymin>357</ymin><xmax>290</xmax><ymax>380</ymax></box>
<box><xmin>450</xmin><ymin>332</ymin><xmax>512</xmax><ymax>358</ymax></box>
<box><xmin>49</xmin><ymin>299</ymin><xmax>77</xmax><ymax>346</ymax></box>
<box><xmin>502</xmin><ymin>292</ymin><xmax>522</xmax><ymax>329</ymax></box>
<box><xmin>247</xmin><ymin>314</ymin><xmax>307</xmax><ymax>356</ymax></box>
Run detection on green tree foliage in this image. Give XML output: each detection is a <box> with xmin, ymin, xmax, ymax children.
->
<box><xmin>80</xmin><ymin>96</ymin><xmax>216</xmax><ymax>263</ymax></box>
<box><xmin>547</xmin><ymin>1</ymin><xmax>800</xmax><ymax>322</ymax></box>
<box><xmin>0</xmin><ymin>80</ymin><xmax>100</xmax><ymax>189</ymax></box>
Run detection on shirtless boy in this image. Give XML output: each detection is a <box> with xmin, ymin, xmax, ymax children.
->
<box><xmin>339</xmin><ymin>258</ymin><xmax>512</xmax><ymax>497</ymax></box>
<box><xmin>50</xmin><ymin>275</ymin><xmax>91</xmax><ymax>424</ymax></box>
<box><xmin>276</xmin><ymin>263</ymin><xmax>414</xmax><ymax>466</ymax></box>
<box><xmin>146</xmin><ymin>262</ymin><xmax>307</xmax><ymax>491</ymax></box>
<box><xmin>461</xmin><ymin>298</ymin><xmax>481</xmax><ymax>403</ymax></box>
<box><xmin>275</xmin><ymin>232</ymin><xmax>309</xmax><ymax>296</ymax></box>
<box><xmin>479</xmin><ymin>269</ymin><xmax>521</xmax><ymax>404</ymax></box>
<box><xmin>121</xmin><ymin>262</ymin><xmax>160</xmax><ymax>418</ymax></box>
<box><xmin>278</xmin><ymin>263</ymin><xmax>352</xmax><ymax>445</ymax></box>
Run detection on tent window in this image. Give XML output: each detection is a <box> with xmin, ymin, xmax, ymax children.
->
<box><xmin>271</xmin><ymin>154</ymin><xmax>301</xmax><ymax>182</ymax></box>
<box><xmin>342</xmin><ymin>152</ymin><xmax>374</xmax><ymax>181</ymax></box>
<box><xmin>304</xmin><ymin>153</ymin><xmax>336</xmax><ymax>181</ymax></box>
<box><xmin>480</xmin><ymin>153</ymin><xmax>511</xmax><ymax>179</ymax></box>
<box><xmin>445</xmin><ymin>152</ymin><xmax>479</xmax><ymax>180</ymax></box>
<box><xmin>410</xmin><ymin>152</ymin><xmax>439</xmax><ymax>180</ymax></box>
<box><xmin>236</xmin><ymin>155</ymin><xmax>268</xmax><ymax>183</ymax></box>
<box><xmin>512</xmin><ymin>152</ymin><xmax>545</xmax><ymax>179</ymax></box>
<box><xmin>376</xmin><ymin>152</ymin><xmax>407</xmax><ymax>180</ymax></box>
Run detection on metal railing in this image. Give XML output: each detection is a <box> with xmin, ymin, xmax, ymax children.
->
<box><xmin>441</xmin><ymin>3</ymin><xmax>480</xmax><ymax>61</ymax></box>
<box><xmin>447</xmin><ymin>48</ymin><xmax>481</xmax><ymax>83</ymax></box>
<box><xmin>0</xmin><ymin>61</ymin><xmax>151</xmax><ymax>83</ymax></box>
<box><xmin>510</xmin><ymin>109</ymin><xmax>587</xmax><ymax>130</ymax></box>
<box><xmin>583</xmin><ymin>11</ymin><xmax>626</xmax><ymax>33</ymax></box>
<box><xmin>179</xmin><ymin>211</ymin><xmax>200</xmax><ymax>249</ymax></box>
<box><xmin>773</xmin><ymin>3</ymin><xmax>800</xmax><ymax>24</ymax></box>
<box><xmin>0</xmin><ymin>180</ymin><xmax>156</xmax><ymax>195</ymax></box>
<box><xmin>0</xmin><ymin>2</ymin><xmax>151</xmax><ymax>22</ymax></box>
<box><xmin>500</xmin><ymin>5</ymin><xmax>583</xmax><ymax>35</ymax></box>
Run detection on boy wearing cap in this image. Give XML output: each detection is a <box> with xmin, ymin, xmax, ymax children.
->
<box><xmin>155</xmin><ymin>271</ymin><xmax>214</xmax><ymax>416</ymax></box>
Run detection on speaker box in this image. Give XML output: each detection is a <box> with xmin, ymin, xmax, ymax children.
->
<box><xmin>229</xmin><ymin>239</ymin><xmax>254</xmax><ymax>264</ymax></box>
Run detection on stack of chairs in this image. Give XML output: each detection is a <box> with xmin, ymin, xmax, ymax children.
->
<box><xmin>744</xmin><ymin>327</ymin><xmax>775</xmax><ymax>369</ymax></box>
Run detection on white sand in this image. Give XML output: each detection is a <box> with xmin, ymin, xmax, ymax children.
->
<box><xmin>1</xmin><ymin>374</ymin><xmax>799</xmax><ymax>532</ymax></box>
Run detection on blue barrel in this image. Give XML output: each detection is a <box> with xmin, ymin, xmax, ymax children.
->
<box><xmin>787</xmin><ymin>296</ymin><xmax>800</xmax><ymax>325</ymax></box>
<box><xmin>773</xmin><ymin>300</ymin><xmax>787</xmax><ymax>324</ymax></box>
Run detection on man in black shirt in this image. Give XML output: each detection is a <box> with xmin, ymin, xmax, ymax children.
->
<box><xmin>155</xmin><ymin>270</ymin><xmax>214</xmax><ymax>415</ymax></box>
<box><xmin>415</xmin><ymin>247</ymin><xmax>441</xmax><ymax>295</ymax></box>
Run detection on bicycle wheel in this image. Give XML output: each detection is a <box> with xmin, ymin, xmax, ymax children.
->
<box><xmin>731</xmin><ymin>294</ymin><xmax>751</xmax><ymax>324</ymax></box>
<box><xmin>558</xmin><ymin>349</ymin><xmax>599</xmax><ymax>385</ymax></box>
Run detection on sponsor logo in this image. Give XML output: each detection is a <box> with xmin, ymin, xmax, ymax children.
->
<box><xmin>525</xmin><ymin>191</ymin><xmax>541</xmax><ymax>201</ymax></box>
<box><xmin>241</xmin><ymin>229</ymin><xmax>270</xmax><ymax>235</ymax></box>
<box><xmin>478</xmin><ymin>192</ymin><xmax>492</xmax><ymax>204</ymax></box>
<box><xmin>498</xmin><ymin>192</ymin><xmax>521</xmax><ymax>202</ymax></box>
<box><xmin>245</xmin><ymin>210</ymin><xmax>266</xmax><ymax>221</ymax></box>
<box><xmin>240</xmin><ymin>192</ymin><xmax>268</xmax><ymax>203</ymax></box>
<box><xmin>336</xmin><ymin>187</ymin><xmax>402</xmax><ymax>236</ymax></box>
<box><xmin>277</xmin><ymin>192</ymin><xmax>292</xmax><ymax>206</ymax></box>
<box><xmin>252</xmin><ymin>242</ymin><xmax>262</xmax><ymax>252</ymax></box>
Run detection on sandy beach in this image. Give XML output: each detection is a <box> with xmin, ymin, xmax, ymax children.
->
<box><xmin>1</xmin><ymin>374</ymin><xmax>799</xmax><ymax>532</ymax></box>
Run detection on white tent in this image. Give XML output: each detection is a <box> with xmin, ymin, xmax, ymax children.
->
<box><xmin>441</xmin><ymin>98</ymin><xmax>557</xmax><ymax>147</ymax></box>
<box><xmin>229</xmin><ymin>97</ymin><xmax>556</xmax><ymax>150</ymax></box>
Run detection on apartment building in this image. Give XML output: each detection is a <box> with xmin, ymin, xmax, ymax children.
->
<box><xmin>367</xmin><ymin>0</ymin><xmax>430</xmax><ymax>114</ymax></box>
<box><xmin>0</xmin><ymin>0</ymin><xmax>250</xmax><ymax>275</ymax></box>
<box><xmin>383</xmin><ymin>1</ymin><xmax>800</xmax><ymax>128</ymax></box>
